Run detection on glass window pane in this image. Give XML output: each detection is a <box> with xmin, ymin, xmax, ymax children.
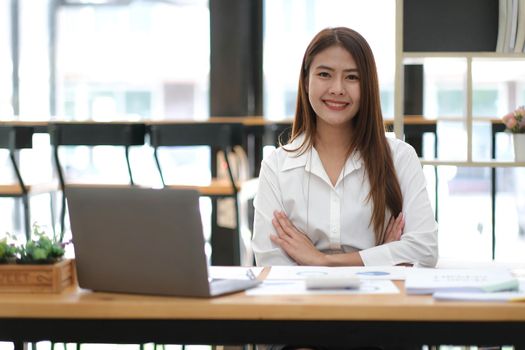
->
<box><xmin>473</xmin><ymin>89</ymin><xmax>498</xmax><ymax>117</ymax></box>
<box><xmin>437</xmin><ymin>89</ymin><xmax>463</xmax><ymax>117</ymax></box>
<box><xmin>471</xmin><ymin>121</ymin><xmax>492</xmax><ymax>161</ymax></box>
<box><xmin>263</xmin><ymin>0</ymin><xmax>396</xmax><ymax>121</ymax></box>
<box><xmin>437</xmin><ymin>166</ymin><xmax>493</xmax><ymax>261</ymax></box>
<box><xmin>495</xmin><ymin>167</ymin><xmax>525</xmax><ymax>261</ymax></box>
<box><xmin>0</xmin><ymin>0</ymin><xmax>12</xmax><ymax>116</ymax></box>
<box><xmin>436</xmin><ymin>120</ymin><xmax>468</xmax><ymax>161</ymax></box>
<box><xmin>472</xmin><ymin>58</ymin><xmax>525</xmax><ymax>118</ymax></box>
<box><xmin>56</xmin><ymin>1</ymin><xmax>210</xmax><ymax>121</ymax></box>
<box><xmin>403</xmin><ymin>58</ymin><xmax>468</xmax><ymax>160</ymax></box>
<box><xmin>421</xmin><ymin>58</ymin><xmax>466</xmax><ymax>119</ymax></box>
<box><xmin>19</xmin><ymin>0</ymin><xmax>51</xmax><ymax>118</ymax></box>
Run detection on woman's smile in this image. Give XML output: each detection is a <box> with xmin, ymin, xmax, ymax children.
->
<box><xmin>308</xmin><ymin>45</ymin><xmax>361</xmax><ymax>127</ymax></box>
<box><xmin>322</xmin><ymin>99</ymin><xmax>350</xmax><ymax>111</ymax></box>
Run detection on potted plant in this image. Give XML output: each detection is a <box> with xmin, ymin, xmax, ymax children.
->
<box><xmin>0</xmin><ymin>235</ymin><xmax>18</xmax><ymax>264</ymax></box>
<box><xmin>17</xmin><ymin>223</ymin><xmax>66</xmax><ymax>264</ymax></box>
<box><xmin>502</xmin><ymin>106</ymin><xmax>525</xmax><ymax>162</ymax></box>
<box><xmin>0</xmin><ymin>224</ymin><xmax>74</xmax><ymax>293</ymax></box>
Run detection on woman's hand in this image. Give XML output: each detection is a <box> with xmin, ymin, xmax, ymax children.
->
<box><xmin>384</xmin><ymin>212</ymin><xmax>405</xmax><ymax>243</ymax></box>
<box><xmin>385</xmin><ymin>213</ymin><xmax>413</xmax><ymax>266</ymax></box>
<box><xmin>270</xmin><ymin>211</ymin><xmax>327</xmax><ymax>266</ymax></box>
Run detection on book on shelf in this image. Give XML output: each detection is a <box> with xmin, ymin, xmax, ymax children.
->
<box><xmin>496</xmin><ymin>0</ymin><xmax>525</xmax><ymax>52</ymax></box>
<box><xmin>405</xmin><ymin>268</ymin><xmax>520</xmax><ymax>295</ymax></box>
<box><xmin>514</xmin><ymin>0</ymin><xmax>525</xmax><ymax>52</ymax></box>
<box><xmin>508</xmin><ymin>0</ymin><xmax>519</xmax><ymax>51</ymax></box>
<box><xmin>496</xmin><ymin>0</ymin><xmax>507</xmax><ymax>52</ymax></box>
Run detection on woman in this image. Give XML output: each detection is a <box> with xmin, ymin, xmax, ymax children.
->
<box><xmin>252</xmin><ymin>27</ymin><xmax>438</xmax><ymax>267</ymax></box>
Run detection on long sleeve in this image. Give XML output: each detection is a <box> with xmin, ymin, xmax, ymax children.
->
<box><xmin>359</xmin><ymin>142</ymin><xmax>439</xmax><ymax>267</ymax></box>
<box><xmin>252</xmin><ymin>137</ymin><xmax>438</xmax><ymax>268</ymax></box>
<box><xmin>252</xmin><ymin>153</ymin><xmax>296</xmax><ymax>266</ymax></box>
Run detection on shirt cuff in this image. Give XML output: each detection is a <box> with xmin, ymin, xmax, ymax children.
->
<box><xmin>359</xmin><ymin>244</ymin><xmax>395</xmax><ymax>266</ymax></box>
<box><xmin>254</xmin><ymin>248</ymin><xmax>296</xmax><ymax>267</ymax></box>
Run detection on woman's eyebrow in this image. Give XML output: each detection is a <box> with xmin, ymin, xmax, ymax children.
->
<box><xmin>314</xmin><ymin>65</ymin><xmax>358</xmax><ymax>72</ymax></box>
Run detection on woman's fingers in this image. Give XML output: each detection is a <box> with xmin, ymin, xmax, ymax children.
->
<box><xmin>272</xmin><ymin>216</ymin><xmax>293</xmax><ymax>243</ymax></box>
<box><xmin>274</xmin><ymin>211</ymin><xmax>299</xmax><ymax>234</ymax></box>
<box><xmin>273</xmin><ymin>211</ymin><xmax>301</xmax><ymax>237</ymax></box>
<box><xmin>270</xmin><ymin>231</ymin><xmax>286</xmax><ymax>246</ymax></box>
<box><xmin>269</xmin><ymin>211</ymin><xmax>327</xmax><ymax>266</ymax></box>
<box><xmin>384</xmin><ymin>212</ymin><xmax>405</xmax><ymax>243</ymax></box>
<box><xmin>393</xmin><ymin>213</ymin><xmax>405</xmax><ymax>240</ymax></box>
<box><xmin>271</xmin><ymin>211</ymin><xmax>309</xmax><ymax>246</ymax></box>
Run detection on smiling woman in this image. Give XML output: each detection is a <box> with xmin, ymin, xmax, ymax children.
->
<box><xmin>252</xmin><ymin>27</ymin><xmax>438</xmax><ymax>268</ymax></box>
<box><xmin>307</xmin><ymin>46</ymin><xmax>361</xmax><ymax>132</ymax></box>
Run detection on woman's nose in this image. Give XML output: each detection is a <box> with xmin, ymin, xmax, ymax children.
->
<box><xmin>329</xmin><ymin>79</ymin><xmax>345</xmax><ymax>95</ymax></box>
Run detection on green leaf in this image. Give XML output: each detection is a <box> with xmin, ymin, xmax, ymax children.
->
<box><xmin>32</xmin><ymin>248</ymin><xmax>48</xmax><ymax>260</ymax></box>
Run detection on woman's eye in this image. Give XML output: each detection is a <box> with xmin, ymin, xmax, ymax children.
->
<box><xmin>346</xmin><ymin>74</ymin><xmax>359</xmax><ymax>81</ymax></box>
<box><xmin>318</xmin><ymin>72</ymin><xmax>330</xmax><ymax>78</ymax></box>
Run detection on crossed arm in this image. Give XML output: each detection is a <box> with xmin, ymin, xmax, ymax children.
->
<box><xmin>270</xmin><ymin>210</ymin><xmax>405</xmax><ymax>266</ymax></box>
<box><xmin>253</xmin><ymin>144</ymin><xmax>437</xmax><ymax>267</ymax></box>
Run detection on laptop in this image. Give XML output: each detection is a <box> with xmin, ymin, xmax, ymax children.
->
<box><xmin>66</xmin><ymin>186</ymin><xmax>260</xmax><ymax>297</ymax></box>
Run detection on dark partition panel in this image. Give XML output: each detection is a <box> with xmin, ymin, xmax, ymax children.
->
<box><xmin>210</xmin><ymin>0</ymin><xmax>263</xmax><ymax>116</ymax></box>
<box><xmin>404</xmin><ymin>0</ymin><xmax>499</xmax><ymax>52</ymax></box>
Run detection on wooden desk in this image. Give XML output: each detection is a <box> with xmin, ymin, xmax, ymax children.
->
<box><xmin>1</xmin><ymin>282</ymin><xmax>525</xmax><ymax>348</ymax></box>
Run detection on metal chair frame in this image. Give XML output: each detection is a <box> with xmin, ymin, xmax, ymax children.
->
<box><xmin>0</xmin><ymin>126</ymin><xmax>35</xmax><ymax>239</ymax></box>
<box><xmin>149</xmin><ymin>123</ymin><xmax>242</xmax><ymax>265</ymax></box>
<box><xmin>49</xmin><ymin>122</ymin><xmax>146</xmax><ymax>241</ymax></box>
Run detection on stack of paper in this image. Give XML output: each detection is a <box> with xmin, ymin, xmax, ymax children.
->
<box><xmin>405</xmin><ymin>268</ymin><xmax>522</xmax><ymax>301</ymax></box>
<box><xmin>433</xmin><ymin>289</ymin><xmax>525</xmax><ymax>302</ymax></box>
<box><xmin>267</xmin><ymin>265</ymin><xmax>408</xmax><ymax>281</ymax></box>
<box><xmin>245</xmin><ymin>266</ymin><xmax>402</xmax><ymax>296</ymax></box>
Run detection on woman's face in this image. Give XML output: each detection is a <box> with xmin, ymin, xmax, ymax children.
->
<box><xmin>307</xmin><ymin>45</ymin><xmax>361</xmax><ymax>129</ymax></box>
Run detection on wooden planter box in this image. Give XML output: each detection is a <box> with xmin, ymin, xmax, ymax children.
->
<box><xmin>0</xmin><ymin>259</ymin><xmax>75</xmax><ymax>293</ymax></box>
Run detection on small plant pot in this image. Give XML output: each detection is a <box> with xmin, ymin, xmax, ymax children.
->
<box><xmin>0</xmin><ymin>256</ymin><xmax>17</xmax><ymax>264</ymax></box>
<box><xmin>514</xmin><ymin>134</ymin><xmax>525</xmax><ymax>162</ymax></box>
<box><xmin>0</xmin><ymin>259</ymin><xmax>76</xmax><ymax>293</ymax></box>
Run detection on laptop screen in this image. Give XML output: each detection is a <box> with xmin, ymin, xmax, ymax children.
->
<box><xmin>66</xmin><ymin>186</ymin><xmax>212</xmax><ymax>297</ymax></box>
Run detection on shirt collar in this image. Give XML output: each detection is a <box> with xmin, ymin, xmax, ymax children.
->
<box><xmin>280</xmin><ymin>134</ymin><xmax>363</xmax><ymax>181</ymax></box>
<box><xmin>281</xmin><ymin>134</ymin><xmax>309</xmax><ymax>172</ymax></box>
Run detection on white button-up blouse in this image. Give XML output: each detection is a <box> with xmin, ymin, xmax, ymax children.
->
<box><xmin>252</xmin><ymin>134</ymin><xmax>438</xmax><ymax>267</ymax></box>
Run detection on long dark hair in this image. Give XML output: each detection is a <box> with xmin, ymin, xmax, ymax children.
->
<box><xmin>288</xmin><ymin>27</ymin><xmax>402</xmax><ymax>245</ymax></box>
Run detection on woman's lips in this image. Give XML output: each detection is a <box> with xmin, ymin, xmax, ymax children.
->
<box><xmin>323</xmin><ymin>99</ymin><xmax>349</xmax><ymax>111</ymax></box>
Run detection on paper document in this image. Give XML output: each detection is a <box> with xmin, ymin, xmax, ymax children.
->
<box><xmin>267</xmin><ymin>265</ymin><xmax>408</xmax><ymax>281</ymax></box>
<box><xmin>208</xmin><ymin>266</ymin><xmax>264</xmax><ymax>280</ymax></box>
<box><xmin>433</xmin><ymin>291</ymin><xmax>525</xmax><ymax>302</ymax></box>
<box><xmin>246</xmin><ymin>279</ymin><xmax>399</xmax><ymax>296</ymax></box>
<box><xmin>405</xmin><ymin>268</ymin><xmax>520</xmax><ymax>295</ymax></box>
<box><xmin>433</xmin><ymin>279</ymin><xmax>525</xmax><ymax>302</ymax></box>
